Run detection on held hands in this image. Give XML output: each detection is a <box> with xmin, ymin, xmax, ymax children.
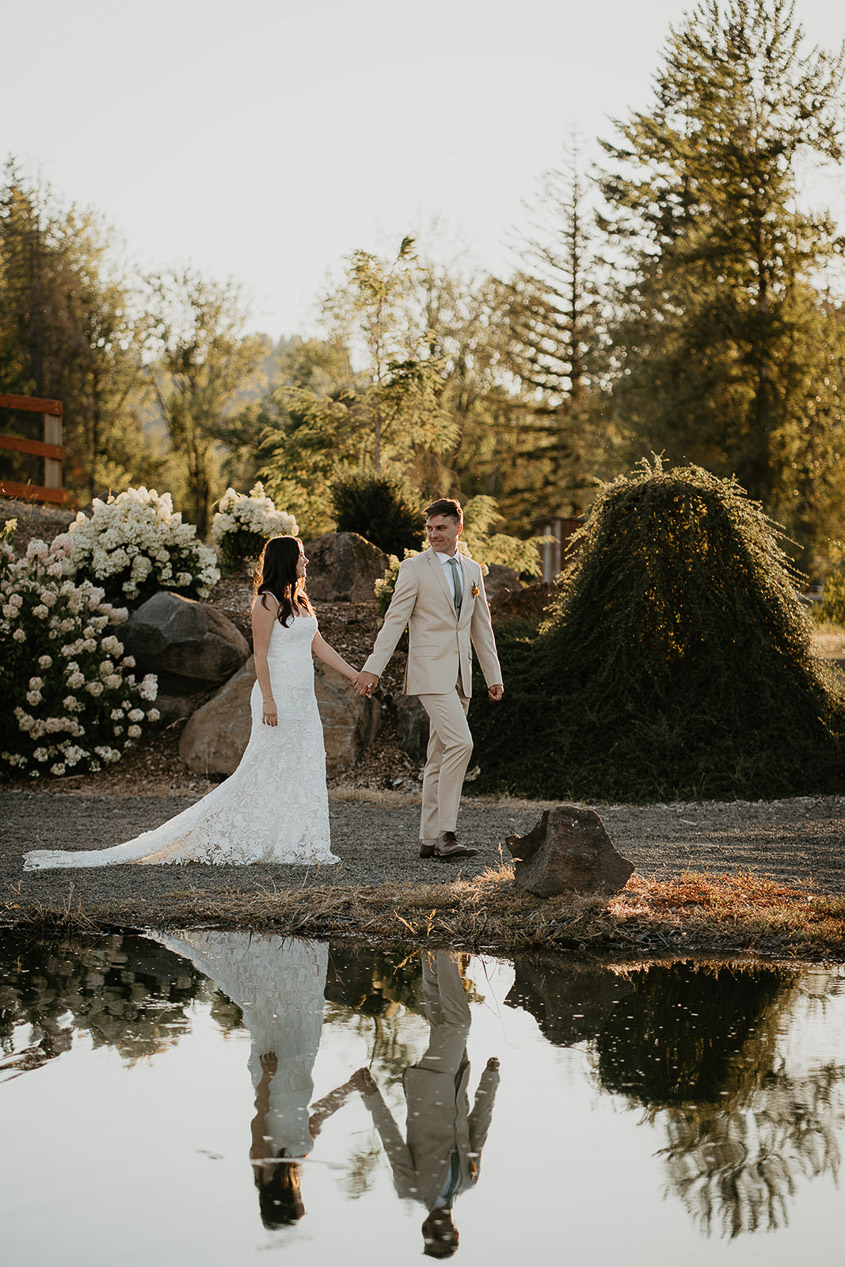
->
<box><xmin>350</xmin><ymin>1066</ymin><xmax>378</xmax><ymax>1094</ymax></box>
<box><xmin>355</xmin><ymin>670</ymin><xmax>379</xmax><ymax>698</ymax></box>
<box><xmin>488</xmin><ymin>684</ymin><xmax>504</xmax><ymax>701</ymax></box>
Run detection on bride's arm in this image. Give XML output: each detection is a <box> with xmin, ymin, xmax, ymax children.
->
<box><xmin>251</xmin><ymin>594</ymin><xmax>279</xmax><ymax>726</ymax></box>
<box><xmin>311</xmin><ymin>630</ymin><xmax>360</xmax><ymax>685</ymax></box>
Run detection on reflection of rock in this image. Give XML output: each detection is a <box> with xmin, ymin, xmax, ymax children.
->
<box><xmin>393</xmin><ymin>694</ymin><xmax>429</xmax><ymax>762</ymax></box>
<box><xmin>179</xmin><ymin>657</ymin><xmax>381</xmax><ymax>778</ymax></box>
<box><xmin>505</xmin><ymin>956</ymin><xmax>633</xmax><ymax>1047</ymax></box>
<box><xmin>123</xmin><ymin>591</ymin><xmax>250</xmax><ymax>693</ymax></box>
<box><xmin>506</xmin><ymin>805</ymin><xmax>634</xmax><ymax>897</ymax></box>
<box><xmin>324</xmin><ymin>944</ymin><xmax>423</xmax><ymax>1015</ymax></box>
<box><xmin>0</xmin><ymin>930</ymin><xmax>204</xmax><ymax>1069</ymax></box>
<box><xmin>302</xmin><ymin>532</ymin><xmax>388</xmax><ymax>603</ymax></box>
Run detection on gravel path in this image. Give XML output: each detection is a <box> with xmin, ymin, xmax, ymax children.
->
<box><xmin>2</xmin><ymin>791</ymin><xmax>843</xmax><ymax>914</ymax></box>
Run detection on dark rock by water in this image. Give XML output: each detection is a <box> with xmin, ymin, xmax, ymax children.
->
<box><xmin>505</xmin><ymin>805</ymin><xmax>635</xmax><ymax>898</ymax></box>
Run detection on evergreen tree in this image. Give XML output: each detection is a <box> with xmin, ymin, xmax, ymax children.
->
<box><xmin>144</xmin><ymin>267</ymin><xmax>265</xmax><ymax>535</ymax></box>
<box><xmin>0</xmin><ymin>161</ymin><xmax>150</xmax><ymax>498</ymax></box>
<box><xmin>473</xmin><ymin>459</ymin><xmax>845</xmax><ymax>801</ymax></box>
<box><xmin>598</xmin><ymin>0</ymin><xmax>845</xmax><ymax>554</ymax></box>
<box><xmin>505</xmin><ymin>140</ymin><xmax>615</xmax><ymax>520</ymax></box>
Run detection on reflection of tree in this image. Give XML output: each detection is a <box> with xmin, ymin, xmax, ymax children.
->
<box><xmin>593</xmin><ymin>962</ymin><xmax>845</xmax><ymax>1238</ymax></box>
<box><xmin>0</xmin><ymin>931</ymin><xmax>205</xmax><ymax>1077</ymax></box>
<box><xmin>323</xmin><ymin>944</ymin><xmax>426</xmax><ymax>1199</ymax></box>
<box><xmin>660</xmin><ymin>1061</ymin><xmax>844</xmax><ymax>1238</ymax></box>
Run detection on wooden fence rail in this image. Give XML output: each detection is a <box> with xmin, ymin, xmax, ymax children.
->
<box><xmin>0</xmin><ymin>393</ymin><xmax>66</xmax><ymax>505</ymax></box>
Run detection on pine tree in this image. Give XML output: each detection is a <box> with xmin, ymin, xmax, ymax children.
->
<box><xmin>598</xmin><ymin>0</ymin><xmax>845</xmax><ymax>553</ymax></box>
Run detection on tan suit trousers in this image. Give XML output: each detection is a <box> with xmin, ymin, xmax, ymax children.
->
<box><xmin>417</xmin><ymin>684</ymin><xmax>472</xmax><ymax>841</ymax></box>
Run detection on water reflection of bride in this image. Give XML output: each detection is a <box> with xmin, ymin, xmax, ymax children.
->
<box><xmin>151</xmin><ymin>932</ymin><xmax>355</xmax><ymax>1229</ymax></box>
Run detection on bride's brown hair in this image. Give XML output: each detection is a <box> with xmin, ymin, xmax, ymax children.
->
<box><xmin>253</xmin><ymin>536</ymin><xmax>314</xmax><ymax>627</ymax></box>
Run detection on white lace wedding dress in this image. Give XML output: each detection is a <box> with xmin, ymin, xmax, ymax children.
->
<box><xmin>23</xmin><ymin>614</ymin><xmax>339</xmax><ymax>869</ymax></box>
<box><xmin>151</xmin><ymin>932</ymin><xmax>328</xmax><ymax>1159</ymax></box>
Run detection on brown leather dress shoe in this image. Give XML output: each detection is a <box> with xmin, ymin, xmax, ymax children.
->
<box><xmin>419</xmin><ymin>840</ymin><xmax>436</xmax><ymax>858</ymax></box>
<box><xmin>433</xmin><ymin>831</ymin><xmax>478</xmax><ymax>860</ymax></box>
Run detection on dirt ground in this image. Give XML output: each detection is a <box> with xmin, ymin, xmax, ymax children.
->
<box><xmin>2</xmin><ymin>789</ymin><xmax>843</xmax><ymax>922</ymax></box>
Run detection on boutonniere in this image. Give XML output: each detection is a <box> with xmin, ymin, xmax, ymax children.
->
<box><xmin>471</xmin><ymin>582</ymin><xmax>479</xmax><ymax>597</ymax></box>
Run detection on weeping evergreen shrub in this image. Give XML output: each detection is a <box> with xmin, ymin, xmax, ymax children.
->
<box><xmin>473</xmin><ymin>461</ymin><xmax>845</xmax><ymax>801</ymax></box>
<box><xmin>330</xmin><ymin>475</ymin><xmax>424</xmax><ymax>557</ymax></box>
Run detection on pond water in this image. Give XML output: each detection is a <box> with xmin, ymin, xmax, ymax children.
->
<box><xmin>1</xmin><ymin>931</ymin><xmax>843</xmax><ymax>1266</ymax></box>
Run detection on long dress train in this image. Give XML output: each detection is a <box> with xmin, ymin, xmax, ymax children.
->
<box><xmin>23</xmin><ymin>614</ymin><xmax>338</xmax><ymax>869</ymax></box>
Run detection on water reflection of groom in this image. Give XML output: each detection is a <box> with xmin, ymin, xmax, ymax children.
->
<box><xmin>352</xmin><ymin>950</ymin><xmax>500</xmax><ymax>1258</ymax></box>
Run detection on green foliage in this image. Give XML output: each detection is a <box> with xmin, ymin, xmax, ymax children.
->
<box><xmin>330</xmin><ymin>474</ymin><xmax>424</xmax><ymax>557</ymax></box>
<box><xmin>472</xmin><ymin>460</ymin><xmax>845</xmax><ymax>801</ymax></box>
<box><xmin>817</xmin><ymin>539</ymin><xmax>845</xmax><ymax>626</ymax></box>
<box><xmin>144</xmin><ymin>267</ymin><xmax>266</xmax><ymax>537</ymax></box>
<box><xmin>460</xmin><ymin>496</ymin><xmax>542</xmax><ymax>576</ymax></box>
<box><xmin>598</xmin><ymin>1</ymin><xmax>845</xmax><ymax>554</ymax></box>
<box><xmin>0</xmin><ymin>160</ymin><xmax>153</xmax><ymax>500</ymax></box>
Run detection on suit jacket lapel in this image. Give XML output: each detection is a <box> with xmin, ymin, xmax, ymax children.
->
<box><xmin>425</xmin><ymin>548</ymin><xmax>458</xmax><ymax>614</ymax></box>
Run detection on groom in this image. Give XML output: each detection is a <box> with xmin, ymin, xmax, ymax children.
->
<box><xmin>355</xmin><ymin>498</ymin><xmax>503</xmax><ymax>860</ymax></box>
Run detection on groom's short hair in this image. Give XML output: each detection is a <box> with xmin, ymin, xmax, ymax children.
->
<box><xmin>425</xmin><ymin>498</ymin><xmax>463</xmax><ymax>523</ymax></box>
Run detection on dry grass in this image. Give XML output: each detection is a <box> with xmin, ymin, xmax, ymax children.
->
<box><xmin>4</xmin><ymin>865</ymin><xmax>844</xmax><ymax>959</ymax></box>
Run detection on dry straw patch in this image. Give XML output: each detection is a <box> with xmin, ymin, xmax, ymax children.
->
<box><xmin>5</xmin><ymin>865</ymin><xmax>844</xmax><ymax>960</ymax></box>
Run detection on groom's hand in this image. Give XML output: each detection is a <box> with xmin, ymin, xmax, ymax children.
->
<box><xmin>488</xmin><ymin>684</ymin><xmax>504</xmax><ymax>701</ymax></box>
<box><xmin>356</xmin><ymin>671</ymin><xmax>379</xmax><ymax>697</ymax></box>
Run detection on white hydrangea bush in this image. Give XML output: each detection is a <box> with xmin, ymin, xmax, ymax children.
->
<box><xmin>0</xmin><ymin>530</ymin><xmax>160</xmax><ymax>780</ymax></box>
<box><xmin>59</xmin><ymin>486</ymin><xmax>220</xmax><ymax>605</ymax></box>
<box><xmin>211</xmin><ymin>482</ymin><xmax>299</xmax><ymax>571</ymax></box>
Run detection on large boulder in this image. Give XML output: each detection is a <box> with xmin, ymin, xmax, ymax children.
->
<box><xmin>315</xmin><ymin>662</ymin><xmax>381</xmax><ymax>774</ymax></box>
<box><xmin>123</xmin><ymin>591</ymin><xmax>250</xmax><ymax>694</ymax></box>
<box><xmin>505</xmin><ymin>805</ymin><xmax>635</xmax><ymax>898</ymax></box>
<box><xmin>303</xmin><ymin>532</ymin><xmax>388</xmax><ymax>603</ymax></box>
<box><xmin>393</xmin><ymin>694</ymin><xmax>430</xmax><ymax>762</ymax></box>
<box><xmin>178</xmin><ymin>658</ymin><xmax>381</xmax><ymax>779</ymax></box>
<box><xmin>482</xmin><ymin>563</ymin><xmax>523</xmax><ymax>605</ymax></box>
<box><xmin>491</xmin><ymin>580</ymin><xmax>559</xmax><ymax>623</ymax></box>
<box><xmin>179</xmin><ymin>657</ymin><xmax>256</xmax><ymax>777</ymax></box>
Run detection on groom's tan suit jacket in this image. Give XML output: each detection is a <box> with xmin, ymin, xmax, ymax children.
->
<box><xmin>362</xmin><ymin>548</ymin><xmax>501</xmax><ymax>696</ymax></box>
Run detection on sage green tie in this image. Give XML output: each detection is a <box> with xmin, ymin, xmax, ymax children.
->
<box><xmin>448</xmin><ymin>557</ymin><xmax>463</xmax><ymax>617</ymax></box>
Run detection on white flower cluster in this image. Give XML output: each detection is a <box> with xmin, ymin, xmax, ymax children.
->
<box><xmin>58</xmin><ymin>485</ymin><xmax>220</xmax><ymax>604</ymax></box>
<box><xmin>0</xmin><ymin>531</ymin><xmax>161</xmax><ymax>780</ymax></box>
<box><xmin>211</xmin><ymin>482</ymin><xmax>298</xmax><ymax>570</ymax></box>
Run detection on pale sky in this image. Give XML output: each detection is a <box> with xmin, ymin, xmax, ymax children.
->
<box><xmin>5</xmin><ymin>0</ymin><xmax>845</xmax><ymax>336</ymax></box>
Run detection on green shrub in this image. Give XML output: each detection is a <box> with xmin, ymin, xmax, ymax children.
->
<box><xmin>211</xmin><ymin>482</ymin><xmax>299</xmax><ymax>573</ymax></box>
<box><xmin>331</xmin><ymin>475</ymin><xmax>424</xmax><ymax>557</ymax></box>
<box><xmin>472</xmin><ymin>460</ymin><xmax>845</xmax><ymax>802</ymax></box>
<box><xmin>817</xmin><ymin>539</ymin><xmax>845</xmax><ymax>626</ymax></box>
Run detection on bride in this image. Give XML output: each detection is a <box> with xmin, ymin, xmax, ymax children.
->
<box><xmin>23</xmin><ymin>536</ymin><xmax>358</xmax><ymax>869</ymax></box>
